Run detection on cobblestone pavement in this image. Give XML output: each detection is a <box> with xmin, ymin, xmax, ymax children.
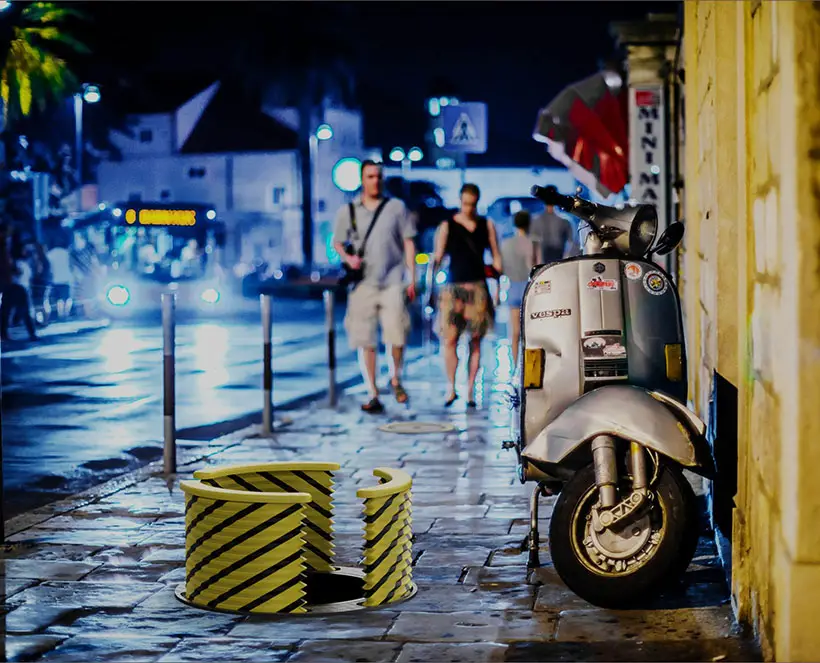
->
<box><xmin>0</xmin><ymin>343</ymin><xmax>762</xmax><ymax>662</ymax></box>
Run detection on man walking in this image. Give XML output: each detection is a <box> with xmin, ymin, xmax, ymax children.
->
<box><xmin>333</xmin><ymin>160</ymin><xmax>417</xmax><ymax>413</ymax></box>
<box><xmin>530</xmin><ymin>185</ymin><xmax>579</xmax><ymax>263</ymax></box>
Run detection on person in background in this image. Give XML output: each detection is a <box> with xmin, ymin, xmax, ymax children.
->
<box><xmin>70</xmin><ymin>231</ymin><xmax>101</xmax><ymax>317</ymax></box>
<box><xmin>0</xmin><ymin>226</ymin><xmax>37</xmax><ymax>341</ymax></box>
<box><xmin>432</xmin><ymin>183</ymin><xmax>503</xmax><ymax>408</ymax></box>
<box><xmin>332</xmin><ymin>160</ymin><xmax>417</xmax><ymax>413</ymax></box>
<box><xmin>30</xmin><ymin>242</ymin><xmax>51</xmax><ymax>325</ymax></box>
<box><xmin>10</xmin><ymin>242</ymin><xmax>33</xmax><ymax>327</ymax></box>
<box><xmin>530</xmin><ymin>185</ymin><xmax>578</xmax><ymax>263</ymax></box>
<box><xmin>500</xmin><ymin>210</ymin><xmax>538</xmax><ymax>370</ymax></box>
<box><xmin>47</xmin><ymin>238</ymin><xmax>73</xmax><ymax>319</ymax></box>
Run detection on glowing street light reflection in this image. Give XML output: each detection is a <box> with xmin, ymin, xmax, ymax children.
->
<box><xmin>316</xmin><ymin>124</ymin><xmax>333</xmax><ymax>141</ymax></box>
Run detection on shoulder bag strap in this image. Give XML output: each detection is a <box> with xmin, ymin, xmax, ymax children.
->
<box><xmin>356</xmin><ymin>198</ymin><xmax>390</xmax><ymax>258</ymax></box>
<box><xmin>348</xmin><ymin>202</ymin><xmax>357</xmax><ymax>234</ymax></box>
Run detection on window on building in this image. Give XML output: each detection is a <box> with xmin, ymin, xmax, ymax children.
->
<box><xmin>272</xmin><ymin>187</ymin><xmax>285</xmax><ymax>205</ymax></box>
<box><xmin>128</xmin><ymin>192</ymin><xmax>142</xmax><ymax>202</ymax></box>
<box><xmin>188</xmin><ymin>167</ymin><xmax>207</xmax><ymax>179</ymax></box>
<box><xmin>318</xmin><ymin>200</ymin><xmax>326</xmax><ymax>213</ymax></box>
<box><xmin>160</xmin><ymin>189</ymin><xmax>171</xmax><ymax>200</ymax></box>
<box><xmin>139</xmin><ymin>129</ymin><xmax>153</xmax><ymax>143</ymax></box>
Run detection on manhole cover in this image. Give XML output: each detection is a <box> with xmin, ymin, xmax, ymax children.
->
<box><xmin>378</xmin><ymin>422</ymin><xmax>455</xmax><ymax>434</ymax></box>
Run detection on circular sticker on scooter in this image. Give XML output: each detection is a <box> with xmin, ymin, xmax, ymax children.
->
<box><xmin>643</xmin><ymin>271</ymin><xmax>668</xmax><ymax>296</ymax></box>
<box><xmin>624</xmin><ymin>262</ymin><xmax>643</xmax><ymax>280</ymax></box>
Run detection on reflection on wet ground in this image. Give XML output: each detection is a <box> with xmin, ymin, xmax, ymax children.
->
<box><xmin>0</xmin><ymin>302</ymin><xmax>380</xmax><ymax>517</ymax></box>
<box><xmin>0</xmin><ymin>337</ymin><xmax>761</xmax><ymax>661</ymax></box>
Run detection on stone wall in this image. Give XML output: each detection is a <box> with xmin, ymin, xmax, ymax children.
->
<box><xmin>682</xmin><ymin>2</ymin><xmax>820</xmax><ymax>660</ymax></box>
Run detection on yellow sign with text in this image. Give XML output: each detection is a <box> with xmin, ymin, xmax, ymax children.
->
<box><xmin>125</xmin><ymin>209</ymin><xmax>197</xmax><ymax>227</ymax></box>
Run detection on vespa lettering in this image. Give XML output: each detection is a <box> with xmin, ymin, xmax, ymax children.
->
<box><xmin>587</xmin><ymin>277</ymin><xmax>618</xmax><ymax>291</ymax></box>
<box><xmin>531</xmin><ymin>308</ymin><xmax>571</xmax><ymax>320</ymax></box>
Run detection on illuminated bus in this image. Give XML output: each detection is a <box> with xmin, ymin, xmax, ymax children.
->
<box><xmin>85</xmin><ymin>202</ymin><xmax>240</xmax><ymax>315</ymax></box>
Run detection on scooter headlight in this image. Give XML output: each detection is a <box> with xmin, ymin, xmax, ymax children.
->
<box><xmin>628</xmin><ymin>205</ymin><xmax>658</xmax><ymax>256</ymax></box>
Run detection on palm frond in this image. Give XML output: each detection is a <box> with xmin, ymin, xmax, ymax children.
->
<box><xmin>22</xmin><ymin>26</ymin><xmax>90</xmax><ymax>54</ymax></box>
<box><xmin>0</xmin><ymin>2</ymin><xmax>89</xmax><ymax>123</ymax></box>
<box><xmin>22</xmin><ymin>2</ymin><xmax>88</xmax><ymax>25</ymax></box>
<box><xmin>15</xmin><ymin>66</ymin><xmax>31</xmax><ymax>115</ymax></box>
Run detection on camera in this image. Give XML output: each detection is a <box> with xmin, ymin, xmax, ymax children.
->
<box><xmin>339</xmin><ymin>244</ymin><xmax>365</xmax><ymax>287</ymax></box>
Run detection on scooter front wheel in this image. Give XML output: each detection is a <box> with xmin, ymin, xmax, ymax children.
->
<box><xmin>549</xmin><ymin>462</ymin><xmax>699</xmax><ymax>608</ymax></box>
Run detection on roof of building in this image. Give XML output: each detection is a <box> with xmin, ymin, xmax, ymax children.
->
<box><xmin>179</xmin><ymin>81</ymin><xmax>298</xmax><ymax>154</ymax></box>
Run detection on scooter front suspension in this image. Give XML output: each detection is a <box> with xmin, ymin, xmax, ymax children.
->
<box><xmin>591</xmin><ymin>435</ymin><xmax>618</xmax><ymax>508</ymax></box>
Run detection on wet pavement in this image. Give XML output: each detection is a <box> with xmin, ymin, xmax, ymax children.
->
<box><xmin>0</xmin><ymin>338</ymin><xmax>761</xmax><ymax>662</ymax></box>
<box><xmin>1</xmin><ymin>299</ymin><xmax>412</xmax><ymax>517</ymax></box>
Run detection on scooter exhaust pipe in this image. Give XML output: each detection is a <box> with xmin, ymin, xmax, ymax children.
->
<box><xmin>591</xmin><ymin>435</ymin><xmax>618</xmax><ymax>508</ymax></box>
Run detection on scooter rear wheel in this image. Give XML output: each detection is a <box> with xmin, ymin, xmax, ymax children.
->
<box><xmin>549</xmin><ymin>461</ymin><xmax>699</xmax><ymax>609</ymax></box>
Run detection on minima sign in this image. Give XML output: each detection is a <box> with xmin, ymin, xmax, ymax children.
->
<box><xmin>629</xmin><ymin>86</ymin><xmax>667</xmax><ymax>237</ymax></box>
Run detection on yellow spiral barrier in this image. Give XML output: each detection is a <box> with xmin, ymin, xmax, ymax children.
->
<box><xmin>194</xmin><ymin>462</ymin><xmax>339</xmax><ymax>573</ymax></box>
<box><xmin>178</xmin><ymin>462</ymin><xmax>415</xmax><ymax>615</ymax></box>
<box><xmin>358</xmin><ymin>467</ymin><xmax>415</xmax><ymax>607</ymax></box>
<box><xmin>180</xmin><ymin>478</ymin><xmax>311</xmax><ymax>614</ymax></box>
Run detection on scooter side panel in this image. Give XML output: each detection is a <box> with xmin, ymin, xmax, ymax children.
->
<box><xmin>620</xmin><ymin>260</ymin><xmax>688</xmax><ymax>404</ymax></box>
<box><xmin>521</xmin><ymin>263</ymin><xmax>582</xmax><ymax>447</ymax></box>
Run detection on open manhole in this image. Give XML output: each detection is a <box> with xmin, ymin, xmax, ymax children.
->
<box><xmin>175</xmin><ymin>567</ymin><xmax>417</xmax><ymax>616</ymax></box>
<box><xmin>378</xmin><ymin>421</ymin><xmax>455</xmax><ymax>434</ymax></box>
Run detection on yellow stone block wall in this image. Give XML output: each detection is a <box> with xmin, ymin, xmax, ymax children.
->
<box><xmin>682</xmin><ymin>2</ymin><xmax>820</xmax><ymax>660</ymax></box>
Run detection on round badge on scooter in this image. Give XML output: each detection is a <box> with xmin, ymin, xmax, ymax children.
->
<box><xmin>643</xmin><ymin>271</ymin><xmax>668</xmax><ymax>296</ymax></box>
<box><xmin>624</xmin><ymin>262</ymin><xmax>643</xmax><ymax>280</ymax></box>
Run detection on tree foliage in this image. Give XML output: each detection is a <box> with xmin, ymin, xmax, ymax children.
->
<box><xmin>0</xmin><ymin>2</ymin><xmax>88</xmax><ymax>126</ymax></box>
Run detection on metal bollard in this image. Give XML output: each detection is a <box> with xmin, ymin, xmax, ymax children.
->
<box><xmin>324</xmin><ymin>289</ymin><xmax>337</xmax><ymax>407</ymax></box>
<box><xmin>423</xmin><ymin>261</ymin><xmax>434</xmax><ymax>371</ymax></box>
<box><xmin>162</xmin><ymin>292</ymin><xmax>176</xmax><ymax>475</ymax></box>
<box><xmin>261</xmin><ymin>294</ymin><xmax>273</xmax><ymax>435</ymax></box>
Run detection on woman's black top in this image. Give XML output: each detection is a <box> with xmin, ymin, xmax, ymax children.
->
<box><xmin>444</xmin><ymin>216</ymin><xmax>489</xmax><ymax>284</ymax></box>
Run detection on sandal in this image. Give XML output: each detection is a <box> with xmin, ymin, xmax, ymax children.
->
<box><xmin>391</xmin><ymin>382</ymin><xmax>409</xmax><ymax>404</ymax></box>
<box><xmin>361</xmin><ymin>397</ymin><xmax>385</xmax><ymax>414</ymax></box>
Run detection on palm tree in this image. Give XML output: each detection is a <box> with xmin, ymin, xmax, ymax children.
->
<box><xmin>0</xmin><ymin>1</ymin><xmax>88</xmax><ymax>128</ymax></box>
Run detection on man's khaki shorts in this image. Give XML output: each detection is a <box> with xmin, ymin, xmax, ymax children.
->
<box><xmin>344</xmin><ymin>283</ymin><xmax>411</xmax><ymax>349</ymax></box>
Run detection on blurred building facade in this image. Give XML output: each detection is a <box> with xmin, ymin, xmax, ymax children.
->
<box><xmin>96</xmin><ymin>81</ymin><xmax>371</xmax><ymax>267</ymax></box>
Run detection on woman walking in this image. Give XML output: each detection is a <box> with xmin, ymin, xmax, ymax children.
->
<box><xmin>500</xmin><ymin>210</ymin><xmax>539</xmax><ymax>370</ymax></box>
<box><xmin>432</xmin><ymin>183</ymin><xmax>503</xmax><ymax>408</ymax></box>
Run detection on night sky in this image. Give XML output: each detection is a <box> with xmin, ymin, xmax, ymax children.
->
<box><xmin>71</xmin><ymin>1</ymin><xmax>679</xmax><ymax>167</ymax></box>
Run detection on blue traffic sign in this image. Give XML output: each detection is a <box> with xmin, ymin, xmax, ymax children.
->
<box><xmin>441</xmin><ymin>102</ymin><xmax>487</xmax><ymax>154</ymax></box>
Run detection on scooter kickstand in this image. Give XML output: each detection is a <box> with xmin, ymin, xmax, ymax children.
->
<box><xmin>526</xmin><ymin>482</ymin><xmax>543</xmax><ymax>569</ymax></box>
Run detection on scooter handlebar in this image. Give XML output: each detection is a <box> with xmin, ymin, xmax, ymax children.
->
<box><xmin>531</xmin><ymin>185</ymin><xmax>576</xmax><ymax>212</ymax></box>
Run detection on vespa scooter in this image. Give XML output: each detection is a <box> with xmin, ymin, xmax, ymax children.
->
<box><xmin>506</xmin><ymin>185</ymin><xmax>715</xmax><ymax>608</ymax></box>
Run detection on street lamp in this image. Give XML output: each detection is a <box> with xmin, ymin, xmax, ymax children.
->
<box><xmin>74</xmin><ymin>83</ymin><xmax>101</xmax><ymax>189</ymax></box>
<box><xmin>309</xmin><ymin>123</ymin><xmax>334</xmax><ymax>256</ymax></box>
<box><xmin>0</xmin><ymin>1</ymin><xmax>11</xmax><ymax>11</ymax></box>
<box><xmin>316</xmin><ymin>123</ymin><xmax>333</xmax><ymax>141</ymax></box>
<box><xmin>390</xmin><ymin>146</ymin><xmax>424</xmax><ymax>193</ymax></box>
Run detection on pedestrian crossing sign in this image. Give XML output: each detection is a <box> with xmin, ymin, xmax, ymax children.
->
<box><xmin>451</xmin><ymin>113</ymin><xmax>477</xmax><ymax>145</ymax></box>
<box><xmin>441</xmin><ymin>102</ymin><xmax>487</xmax><ymax>154</ymax></box>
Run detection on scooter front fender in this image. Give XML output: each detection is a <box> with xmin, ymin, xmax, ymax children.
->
<box><xmin>521</xmin><ymin>385</ymin><xmax>715</xmax><ymax>478</ymax></box>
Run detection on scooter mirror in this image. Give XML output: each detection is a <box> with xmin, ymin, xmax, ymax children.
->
<box><xmin>652</xmin><ymin>222</ymin><xmax>685</xmax><ymax>256</ymax></box>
